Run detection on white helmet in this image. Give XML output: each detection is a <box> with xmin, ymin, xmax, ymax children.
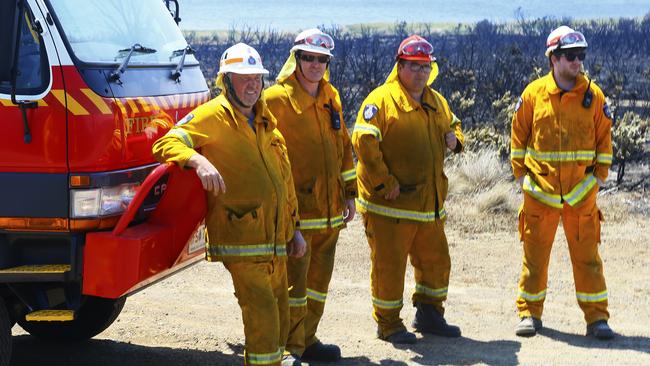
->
<box><xmin>218</xmin><ymin>43</ymin><xmax>269</xmax><ymax>75</ymax></box>
<box><xmin>545</xmin><ymin>26</ymin><xmax>588</xmax><ymax>57</ymax></box>
<box><xmin>290</xmin><ymin>28</ymin><xmax>334</xmax><ymax>57</ymax></box>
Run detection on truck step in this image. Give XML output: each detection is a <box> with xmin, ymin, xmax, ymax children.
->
<box><xmin>25</xmin><ymin>309</ymin><xmax>75</xmax><ymax>322</ymax></box>
<box><xmin>0</xmin><ymin>264</ymin><xmax>71</xmax><ymax>273</ymax></box>
<box><xmin>0</xmin><ymin>264</ymin><xmax>71</xmax><ymax>282</ymax></box>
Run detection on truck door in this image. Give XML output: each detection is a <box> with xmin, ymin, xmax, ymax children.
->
<box><xmin>0</xmin><ymin>0</ymin><xmax>69</xmax><ymax>226</ymax></box>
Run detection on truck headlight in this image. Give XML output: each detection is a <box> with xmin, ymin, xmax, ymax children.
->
<box><xmin>71</xmin><ymin>183</ymin><xmax>140</xmax><ymax>218</ymax></box>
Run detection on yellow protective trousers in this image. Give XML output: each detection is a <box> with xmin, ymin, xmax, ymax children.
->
<box><xmin>286</xmin><ymin>228</ymin><xmax>339</xmax><ymax>355</ymax></box>
<box><xmin>224</xmin><ymin>256</ymin><xmax>289</xmax><ymax>366</ymax></box>
<box><xmin>362</xmin><ymin>213</ymin><xmax>451</xmax><ymax>338</ymax></box>
<box><xmin>517</xmin><ymin>188</ymin><xmax>609</xmax><ymax>324</ymax></box>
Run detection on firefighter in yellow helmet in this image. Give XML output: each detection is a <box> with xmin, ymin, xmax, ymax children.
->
<box><xmin>511</xmin><ymin>26</ymin><xmax>614</xmax><ymax>340</ymax></box>
<box><xmin>352</xmin><ymin>35</ymin><xmax>464</xmax><ymax>344</ymax></box>
<box><xmin>265</xmin><ymin>28</ymin><xmax>356</xmax><ymax>363</ymax></box>
<box><xmin>152</xmin><ymin>43</ymin><xmax>307</xmax><ymax>365</ymax></box>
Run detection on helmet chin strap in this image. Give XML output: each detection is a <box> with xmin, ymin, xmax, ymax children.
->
<box><xmin>224</xmin><ymin>73</ymin><xmax>261</xmax><ymax>109</ymax></box>
<box><xmin>296</xmin><ymin>53</ymin><xmax>308</xmax><ymax>81</ymax></box>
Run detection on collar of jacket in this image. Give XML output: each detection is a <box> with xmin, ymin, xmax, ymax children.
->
<box><xmin>215</xmin><ymin>93</ymin><xmax>277</xmax><ymax>132</ymax></box>
<box><xmin>387</xmin><ymin>79</ymin><xmax>437</xmax><ymax>113</ymax></box>
<box><xmin>281</xmin><ymin>73</ymin><xmax>341</xmax><ymax>115</ymax></box>
<box><xmin>544</xmin><ymin>71</ymin><xmax>589</xmax><ymax>95</ymax></box>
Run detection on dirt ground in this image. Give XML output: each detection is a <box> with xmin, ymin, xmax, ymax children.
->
<box><xmin>10</xmin><ymin>191</ymin><xmax>650</xmax><ymax>366</ymax></box>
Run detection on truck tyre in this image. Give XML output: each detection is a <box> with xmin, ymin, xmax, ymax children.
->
<box><xmin>18</xmin><ymin>296</ymin><xmax>126</xmax><ymax>341</ymax></box>
<box><xmin>0</xmin><ymin>298</ymin><xmax>11</xmax><ymax>366</ymax></box>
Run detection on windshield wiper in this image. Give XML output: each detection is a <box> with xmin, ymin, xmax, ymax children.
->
<box><xmin>170</xmin><ymin>45</ymin><xmax>195</xmax><ymax>81</ymax></box>
<box><xmin>109</xmin><ymin>43</ymin><xmax>157</xmax><ymax>83</ymax></box>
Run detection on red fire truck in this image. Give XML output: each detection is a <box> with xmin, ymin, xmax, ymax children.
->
<box><xmin>0</xmin><ymin>1</ymin><xmax>209</xmax><ymax>363</ymax></box>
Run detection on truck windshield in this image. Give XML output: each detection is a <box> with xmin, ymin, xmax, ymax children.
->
<box><xmin>48</xmin><ymin>0</ymin><xmax>198</xmax><ymax>65</ymax></box>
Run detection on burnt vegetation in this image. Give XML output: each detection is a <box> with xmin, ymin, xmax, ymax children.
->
<box><xmin>186</xmin><ymin>14</ymin><xmax>650</xmax><ymax>187</ymax></box>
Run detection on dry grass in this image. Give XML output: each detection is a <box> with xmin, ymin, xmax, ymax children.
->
<box><xmin>447</xmin><ymin>148</ymin><xmax>510</xmax><ymax>195</ymax></box>
<box><xmin>475</xmin><ymin>181</ymin><xmax>519</xmax><ymax>214</ymax></box>
<box><xmin>598</xmin><ymin>190</ymin><xmax>650</xmax><ymax>223</ymax></box>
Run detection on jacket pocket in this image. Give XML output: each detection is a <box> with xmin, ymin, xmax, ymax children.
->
<box><xmin>219</xmin><ymin>202</ymin><xmax>266</xmax><ymax>244</ymax></box>
<box><xmin>521</xmin><ymin>211</ymin><xmax>544</xmax><ymax>244</ymax></box>
<box><xmin>578</xmin><ymin>208</ymin><xmax>602</xmax><ymax>245</ymax></box>
<box><xmin>297</xmin><ymin>180</ymin><xmax>318</xmax><ymax>212</ymax></box>
<box><xmin>440</xmin><ymin>172</ymin><xmax>449</xmax><ymax>204</ymax></box>
<box><xmin>531</xmin><ymin>105</ymin><xmax>555</xmax><ymax>147</ymax></box>
<box><xmin>517</xmin><ymin>205</ymin><xmax>524</xmax><ymax>242</ymax></box>
<box><xmin>397</xmin><ymin>183</ymin><xmax>425</xmax><ymax>208</ymax></box>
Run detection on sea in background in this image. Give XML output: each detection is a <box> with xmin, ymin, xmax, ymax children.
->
<box><xmin>178</xmin><ymin>0</ymin><xmax>650</xmax><ymax>31</ymax></box>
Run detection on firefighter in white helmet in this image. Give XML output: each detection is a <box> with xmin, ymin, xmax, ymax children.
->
<box><xmin>265</xmin><ymin>28</ymin><xmax>355</xmax><ymax>363</ymax></box>
<box><xmin>153</xmin><ymin>42</ymin><xmax>307</xmax><ymax>365</ymax></box>
<box><xmin>511</xmin><ymin>26</ymin><xmax>614</xmax><ymax>339</ymax></box>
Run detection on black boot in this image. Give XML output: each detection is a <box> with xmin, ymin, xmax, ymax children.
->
<box><xmin>301</xmin><ymin>340</ymin><xmax>341</xmax><ymax>362</ymax></box>
<box><xmin>412</xmin><ymin>302</ymin><xmax>461</xmax><ymax>337</ymax></box>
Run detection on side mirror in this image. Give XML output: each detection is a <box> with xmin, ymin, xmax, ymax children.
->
<box><xmin>7</xmin><ymin>0</ymin><xmax>38</xmax><ymax>144</ymax></box>
<box><xmin>164</xmin><ymin>0</ymin><xmax>181</xmax><ymax>24</ymax></box>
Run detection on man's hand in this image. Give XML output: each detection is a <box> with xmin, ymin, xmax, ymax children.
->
<box><xmin>596</xmin><ymin>176</ymin><xmax>606</xmax><ymax>187</ymax></box>
<box><xmin>288</xmin><ymin>230</ymin><xmax>306</xmax><ymax>258</ymax></box>
<box><xmin>187</xmin><ymin>154</ymin><xmax>226</xmax><ymax>196</ymax></box>
<box><xmin>384</xmin><ymin>184</ymin><xmax>400</xmax><ymax>200</ymax></box>
<box><xmin>343</xmin><ymin>199</ymin><xmax>356</xmax><ymax>223</ymax></box>
<box><xmin>445</xmin><ymin>131</ymin><xmax>458</xmax><ymax>151</ymax></box>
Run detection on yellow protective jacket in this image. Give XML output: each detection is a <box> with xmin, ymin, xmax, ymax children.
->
<box><xmin>152</xmin><ymin>93</ymin><xmax>299</xmax><ymax>262</ymax></box>
<box><xmin>265</xmin><ymin>74</ymin><xmax>356</xmax><ymax>232</ymax></box>
<box><xmin>352</xmin><ymin>78</ymin><xmax>464</xmax><ymax>222</ymax></box>
<box><xmin>511</xmin><ymin>72</ymin><xmax>613</xmax><ymax>208</ymax></box>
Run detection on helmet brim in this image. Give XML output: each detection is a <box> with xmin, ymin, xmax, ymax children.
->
<box><xmin>291</xmin><ymin>45</ymin><xmax>333</xmax><ymax>57</ymax></box>
<box><xmin>219</xmin><ymin>68</ymin><xmax>269</xmax><ymax>75</ymax></box>
<box><xmin>547</xmin><ymin>45</ymin><xmax>587</xmax><ymax>57</ymax></box>
<box><xmin>398</xmin><ymin>55</ymin><xmax>434</xmax><ymax>62</ymax></box>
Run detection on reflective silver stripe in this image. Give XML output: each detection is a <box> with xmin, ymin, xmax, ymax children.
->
<box><xmin>353</xmin><ymin>123</ymin><xmax>383</xmax><ymax>141</ymax></box>
<box><xmin>356</xmin><ymin>197</ymin><xmax>446</xmax><ymax>222</ymax></box>
<box><xmin>522</xmin><ymin>176</ymin><xmax>563</xmax><ymax>208</ymax></box>
<box><xmin>307</xmin><ymin>288</ymin><xmax>327</xmax><ymax>303</ymax></box>
<box><xmin>525</xmin><ymin>148</ymin><xmax>595</xmax><ymax>162</ymax></box>
<box><xmin>596</xmin><ymin>153</ymin><xmax>613</xmax><ymax>165</ymax></box>
<box><xmin>576</xmin><ymin>290</ymin><xmax>608</xmax><ymax>303</ymax></box>
<box><xmin>289</xmin><ymin>296</ymin><xmax>307</xmax><ymax>307</ymax></box>
<box><xmin>511</xmin><ymin>148</ymin><xmax>526</xmax><ymax>159</ymax></box>
<box><xmin>342</xmin><ymin>168</ymin><xmax>357</xmax><ymax>182</ymax></box>
<box><xmin>415</xmin><ymin>284</ymin><xmax>448</xmax><ymax>298</ymax></box>
<box><xmin>300</xmin><ymin>218</ymin><xmax>329</xmax><ymax>230</ymax></box>
<box><xmin>330</xmin><ymin>215</ymin><xmax>345</xmax><ymax>228</ymax></box>
<box><xmin>523</xmin><ymin>174</ymin><xmax>596</xmax><ymax>208</ymax></box>
<box><xmin>166</xmin><ymin>128</ymin><xmax>194</xmax><ymax>148</ymax></box>
<box><xmin>563</xmin><ymin>175</ymin><xmax>597</xmax><ymax>206</ymax></box>
<box><xmin>247</xmin><ymin>348</ymin><xmax>283</xmax><ymax>365</ymax></box>
<box><xmin>276</xmin><ymin>245</ymin><xmax>287</xmax><ymax>256</ymax></box>
<box><xmin>300</xmin><ymin>215</ymin><xmax>345</xmax><ymax>230</ymax></box>
<box><xmin>210</xmin><ymin>243</ymin><xmax>275</xmax><ymax>257</ymax></box>
<box><xmin>372</xmin><ymin>297</ymin><xmax>403</xmax><ymax>309</ymax></box>
<box><xmin>451</xmin><ymin>113</ymin><xmax>461</xmax><ymax>125</ymax></box>
<box><xmin>518</xmin><ymin>288</ymin><xmax>547</xmax><ymax>301</ymax></box>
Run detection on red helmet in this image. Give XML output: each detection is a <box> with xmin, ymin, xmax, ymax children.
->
<box><xmin>396</xmin><ymin>35</ymin><xmax>435</xmax><ymax>62</ymax></box>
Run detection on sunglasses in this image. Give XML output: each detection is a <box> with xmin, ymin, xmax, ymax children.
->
<box><xmin>402</xmin><ymin>61</ymin><xmax>433</xmax><ymax>73</ymax></box>
<box><xmin>560</xmin><ymin>52</ymin><xmax>586</xmax><ymax>62</ymax></box>
<box><xmin>299</xmin><ymin>53</ymin><xmax>330</xmax><ymax>64</ymax></box>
